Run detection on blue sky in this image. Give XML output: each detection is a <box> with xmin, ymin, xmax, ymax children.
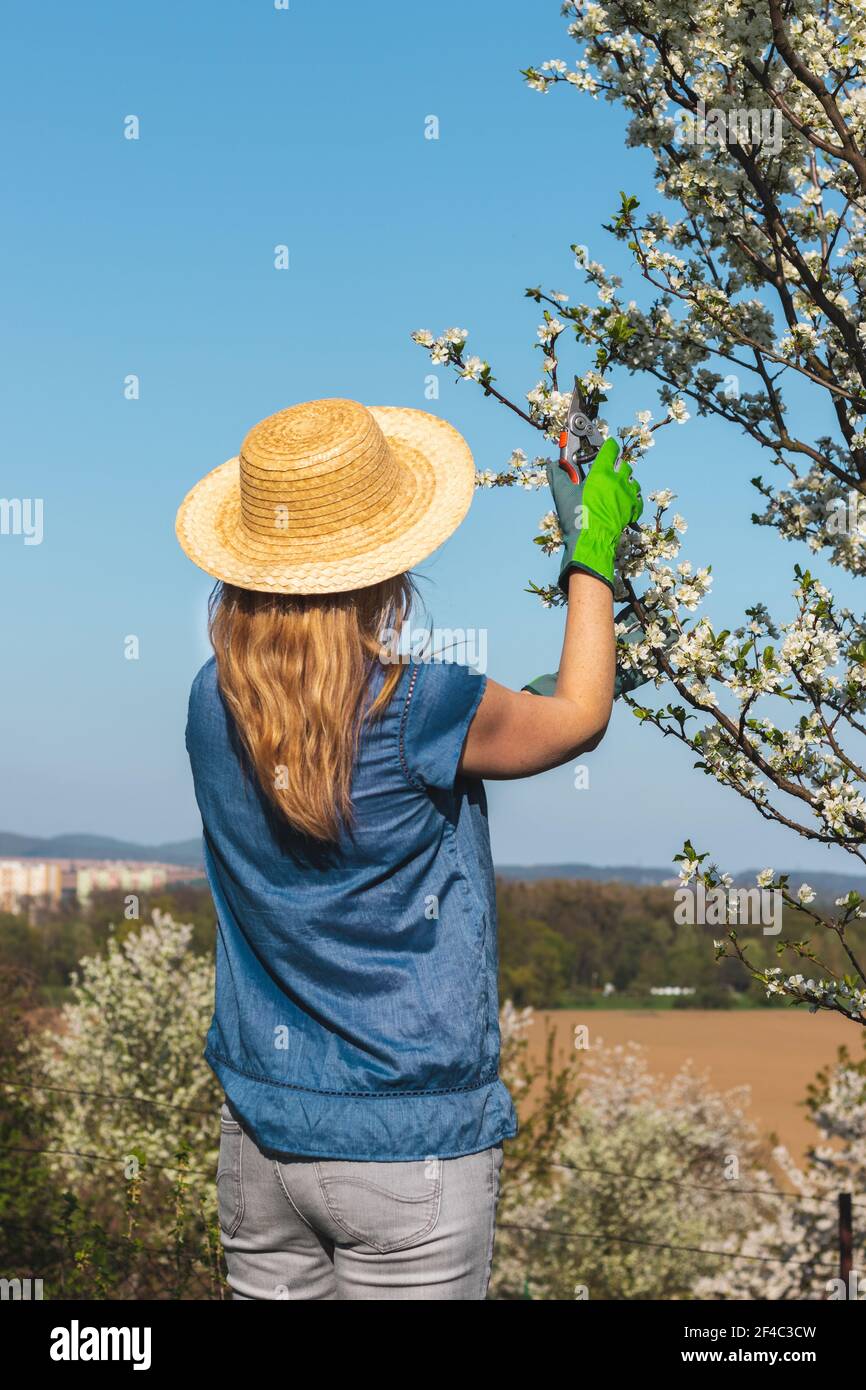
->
<box><xmin>1</xmin><ymin>0</ymin><xmax>856</xmax><ymax>874</ymax></box>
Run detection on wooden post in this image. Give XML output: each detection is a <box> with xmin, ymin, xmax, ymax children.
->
<box><xmin>839</xmin><ymin>1192</ymin><xmax>853</xmax><ymax>1296</ymax></box>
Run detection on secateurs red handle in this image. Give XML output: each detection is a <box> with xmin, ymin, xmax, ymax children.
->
<box><xmin>558</xmin><ymin>428</ymin><xmax>581</xmax><ymax>484</ymax></box>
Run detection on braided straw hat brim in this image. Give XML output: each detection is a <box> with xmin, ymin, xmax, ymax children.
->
<box><xmin>175</xmin><ymin>405</ymin><xmax>475</xmax><ymax>595</ymax></box>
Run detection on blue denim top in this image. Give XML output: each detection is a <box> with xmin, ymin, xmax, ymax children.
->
<box><xmin>185</xmin><ymin>654</ymin><xmax>518</xmax><ymax>1161</ymax></box>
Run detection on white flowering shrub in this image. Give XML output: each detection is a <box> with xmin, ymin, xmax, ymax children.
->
<box><xmin>20</xmin><ymin>911</ymin><xmax>221</xmax><ymax>1230</ymax></box>
<box><xmin>414</xmin><ymin>0</ymin><xmax>866</xmax><ymax>1026</ymax></box>
<box><xmin>15</xmin><ymin>920</ymin><xmax>861</xmax><ymax>1299</ymax></box>
<box><xmin>697</xmin><ymin>1044</ymin><xmax>866</xmax><ymax>1299</ymax></box>
<box><xmin>494</xmin><ymin>1007</ymin><xmax>769</xmax><ymax>1299</ymax></box>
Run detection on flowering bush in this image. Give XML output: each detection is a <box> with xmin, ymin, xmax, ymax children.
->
<box><xmin>697</xmin><ymin>1042</ymin><xmax>866</xmax><ymax>1299</ymax></box>
<box><xmin>414</xmin><ymin>0</ymin><xmax>866</xmax><ymax>1025</ymax></box>
<box><xmin>15</xmin><ymin>917</ymin><xmax>863</xmax><ymax>1299</ymax></box>
<box><xmin>20</xmin><ymin>911</ymin><xmax>221</xmax><ymax>1233</ymax></box>
<box><xmin>494</xmin><ymin>1006</ymin><xmax>770</xmax><ymax>1299</ymax></box>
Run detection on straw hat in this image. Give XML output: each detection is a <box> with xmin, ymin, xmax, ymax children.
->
<box><xmin>175</xmin><ymin>398</ymin><xmax>475</xmax><ymax>594</ymax></box>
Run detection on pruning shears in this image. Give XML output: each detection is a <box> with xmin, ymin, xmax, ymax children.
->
<box><xmin>557</xmin><ymin>375</ymin><xmax>605</xmax><ymax>485</ymax></box>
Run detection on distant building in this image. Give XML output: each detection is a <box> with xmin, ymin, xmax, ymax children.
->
<box><xmin>69</xmin><ymin>860</ymin><xmax>201</xmax><ymax>902</ymax></box>
<box><xmin>75</xmin><ymin>863</ymin><xmax>170</xmax><ymax>900</ymax></box>
<box><xmin>0</xmin><ymin>858</ymin><xmax>201</xmax><ymax>910</ymax></box>
<box><xmin>0</xmin><ymin>860</ymin><xmax>63</xmax><ymax>913</ymax></box>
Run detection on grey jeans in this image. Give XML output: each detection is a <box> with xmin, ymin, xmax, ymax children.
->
<box><xmin>216</xmin><ymin>1101</ymin><xmax>505</xmax><ymax>1300</ymax></box>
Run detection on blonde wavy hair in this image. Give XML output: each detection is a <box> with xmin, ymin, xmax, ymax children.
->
<box><xmin>208</xmin><ymin>575</ymin><xmax>415</xmax><ymax>842</ymax></box>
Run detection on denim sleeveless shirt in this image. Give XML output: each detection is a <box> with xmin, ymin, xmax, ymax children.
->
<box><xmin>185</xmin><ymin>654</ymin><xmax>518</xmax><ymax>1161</ymax></box>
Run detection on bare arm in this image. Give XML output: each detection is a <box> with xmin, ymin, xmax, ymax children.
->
<box><xmin>458</xmin><ymin>571</ymin><xmax>615</xmax><ymax>779</ymax></box>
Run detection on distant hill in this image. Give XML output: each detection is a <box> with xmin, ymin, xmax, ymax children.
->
<box><xmin>2</xmin><ymin>834</ymin><xmax>862</xmax><ymax>900</ymax></box>
<box><xmin>497</xmin><ymin>862</ymin><xmax>672</xmax><ymax>886</ymax></box>
<box><xmin>0</xmin><ymin>831</ymin><xmax>204</xmax><ymax>867</ymax></box>
<box><xmin>497</xmin><ymin>862</ymin><xmax>865</xmax><ymax>901</ymax></box>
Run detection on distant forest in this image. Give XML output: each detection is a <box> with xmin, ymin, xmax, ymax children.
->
<box><xmin>496</xmin><ymin>878</ymin><xmax>830</xmax><ymax>1009</ymax></box>
<box><xmin>2</xmin><ymin>879</ymin><xmax>860</xmax><ymax>1012</ymax></box>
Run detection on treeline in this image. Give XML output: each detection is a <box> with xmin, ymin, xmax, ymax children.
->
<box><xmin>2</xmin><ymin>879</ymin><xmax>861</xmax><ymax>1012</ymax></box>
<box><xmin>0</xmin><ymin>886</ymin><xmax>217</xmax><ymax>1004</ymax></box>
<box><xmin>495</xmin><ymin>877</ymin><xmax>861</xmax><ymax>1009</ymax></box>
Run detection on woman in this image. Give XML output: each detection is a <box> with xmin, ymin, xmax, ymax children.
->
<box><xmin>176</xmin><ymin>396</ymin><xmax>641</xmax><ymax>1300</ymax></box>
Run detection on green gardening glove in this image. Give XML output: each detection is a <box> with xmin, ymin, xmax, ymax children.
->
<box><xmin>546</xmin><ymin>436</ymin><xmax>643</xmax><ymax>595</ymax></box>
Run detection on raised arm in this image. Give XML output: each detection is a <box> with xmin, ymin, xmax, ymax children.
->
<box><xmin>458</xmin><ymin>572</ymin><xmax>614</xmax><ymax>778</ymax></box>
<box><xmin>458</xmin><ymin>437</ymin><xmax>642</xmax><ymax>781</ymax></box>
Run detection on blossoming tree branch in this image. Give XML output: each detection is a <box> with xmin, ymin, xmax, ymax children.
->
<box><xmin>413</xmin><ymin>0</ymin><xmax>866</xmax><ymax>1025</ymax></box>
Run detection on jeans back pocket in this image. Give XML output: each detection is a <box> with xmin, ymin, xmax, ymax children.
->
<box><xmin>315</xmin><ymin>1157</ymin><xmax>442</xmax><ymax>1254</ymax></box>
<box><xmin>216</xmin><ymin>1105</ymin><xmax>245</xmax><ymax>1238</ymax></box>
